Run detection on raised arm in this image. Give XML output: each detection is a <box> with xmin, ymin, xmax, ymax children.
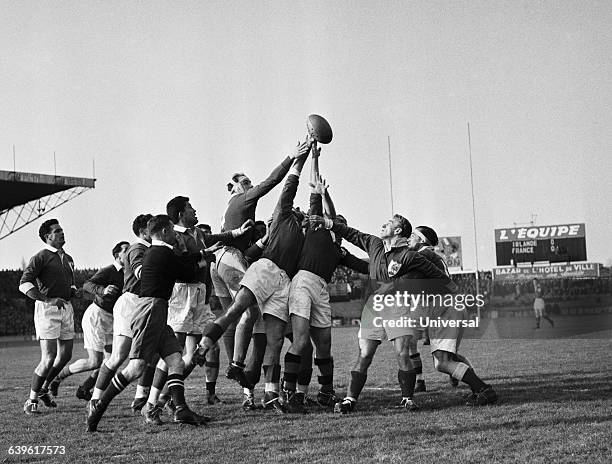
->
<box><xmin>330</xmin><ymin>221</ymin><xmax>379</xmax><ymax>254</ymax></box>
<box><xmin>339</xmin><ymin>249</ymin><xmax>370</xmax><ymax>275</ymax></box>
<box><xmin>271</xmin><ymin>140</ymin><xmax>311</xmax><ymax>222</ymax></box>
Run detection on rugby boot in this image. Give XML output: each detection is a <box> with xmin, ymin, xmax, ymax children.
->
<box><xmin>334</xmin><ymin>397</ymin><xmax>356</xmax><ymax>414</ymax></box>
<box><xmin>173</xmin><ymin>406</ymin><xmax>211</xmax><ymax>425</ymax></box>
<box><xmin>24</xmin><ymin>399</ymin><xmax>40</xmax><ymax>415</ymax></box>
<box><xmin>76</xmin><ymin>385</ymin><xmax>92</xmax><ymax>401</ymax></box>
<box><xmin>226</xmin><ymin>363</ymin><xmax>254</xmax><ymax>389</ymax></box>
<box><xmin>130</xmin><ymin>396</ymin><xmax>148</xmax><ymax>414</ymax></box>
<box><xmin>317</xmin><ymin>389</ymin><xmax>339</xmax><ymax>407</ymax></box>
<box><xmin>38</xmin><ymin>388</ymin><xmax>57</xmax><ymax>408</ymax></box>
<box><xmin>466</xmin><ymin>385</ymin><xmax>498</xmax><ymax>406</ymax></box>
<box><xmin>397</xmin><ymin>397</ymin><xmax>419</xmax><ymax>411</ymax></box>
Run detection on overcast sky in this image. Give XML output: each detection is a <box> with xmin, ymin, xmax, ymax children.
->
<box><xmin>1</xmin><ymin>0</ymin><xmax>611</xmax><ymax>270</ymax></box>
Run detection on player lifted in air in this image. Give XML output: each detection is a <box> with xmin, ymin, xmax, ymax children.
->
<box><xmin>198</xmin><ymin>138</ymin><xmax>312</xmax><ymax>408</ymax></box>
<box><xmin>211</xmin><ymin>146</ymin><xmax>300</xmax><ymax>386</ymax></box>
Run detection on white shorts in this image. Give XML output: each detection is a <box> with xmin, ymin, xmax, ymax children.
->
<box><xmin>533</xmin><ymin>298</ymin><xmax>545</xmax><ymax>317</ymax></box>
<box><xmin>168</xmin><ymin>282</ymin><xmax>214</xmax><ymax>334</ymax></box>
<box><xmin>289</xmin><ymin>270</ymin><xmax>332</xmax><ymax>328</ymax></box>
<box><xmin>210</xmin><ymin>247</ymin><xmax>248</xmax><ymax>299</ymax></box>
<box><xmin>34</xmin><ymin>300</ymin><xmax>75</xmax><ymax>340</ymax></box>
<box><xmin>428</xmin><ymin>307</ymin><xmax>466</xmax><ymax>354</ymax></box>
<box><xmin>113</xmin><ymin>291</ymin><xmax>140</xmax><ymax>338</ymax></box>
<box><xmin>240</xmin><ymin>258</ymin><xmax>291</xmax><ymax>323</ymax></box>
<box><xmin>82</xmin><ymin>303</ymin><xmax>113</xmax><ymax>352</ymax></box>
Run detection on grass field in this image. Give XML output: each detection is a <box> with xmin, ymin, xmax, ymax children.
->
<box><xmin>2</xmin><ymin>320</ymin><xmax>611</xmax><ymax>464</ymax></box>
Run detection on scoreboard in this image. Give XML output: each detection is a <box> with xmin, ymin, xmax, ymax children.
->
<box><xmin>495</xmin><ymin>223</ymin><xmax>587</xmax><ymax>266</ymax></box>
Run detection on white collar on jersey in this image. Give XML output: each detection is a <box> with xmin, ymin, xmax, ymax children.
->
<box><xmin>44</xmin><ymin>244</ymin><xmax>63</xmax><ymax>253</ymax></box>
<box><xmin>384</xmin><ymin>237</ymin><xmax>409</xmax><ymax>253</ymax></box>
<box><xmin>152</xmin><ymin>239</ymin><xmax>174</xmax><ymax>249</ymax></box>
<box><xmin>135</xmin><ymin>237</ymin><xmax>151</xmax><ymax>248</ymax></box>
<box><xmin>113</xmin><ymin>262</ymin><xmax>123</xmax><ymax>271</ymax></box>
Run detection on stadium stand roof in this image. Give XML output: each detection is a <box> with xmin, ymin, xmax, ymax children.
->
<box><xmin>0</xmin><ymin>170</ymin><xmax>95</xmax><ymax>240</ymax></box>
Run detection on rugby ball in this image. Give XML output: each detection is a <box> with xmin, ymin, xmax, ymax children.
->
<box><xmin>307</xmin><ymin>114</ymin><xmax>333</xmax><ymax>144</ymax></box>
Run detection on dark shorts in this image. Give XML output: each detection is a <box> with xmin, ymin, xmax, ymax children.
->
<box><xmin>130</xmin><ymin>297</ymin><xmax>182</xmax><ymax>364</ymax></box>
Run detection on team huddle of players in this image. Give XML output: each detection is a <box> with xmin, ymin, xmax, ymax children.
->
<box><xmin>19</xmin><ymin>136</ymin><xmax>497</xmax><ymax>431</ymax></box>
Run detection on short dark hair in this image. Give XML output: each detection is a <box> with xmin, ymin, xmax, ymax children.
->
<box><xmin>336</xmin><ymin>214</ymin><xmax>347</xmax><ymax>225</ymax></box>
<box><xmin>197</xmin><ymin>223</ymin><xmax>211</xmax><ymax>231</ymax></box>
<box><xmin>148</xmin><ymin>214</ymin><xmax>172</xmax><ymax>236</ymax></box>
<box><xmin>415</xmin><ymin>225</ymin><xmax>439</xmax><ymax>246</ymax></box>
<box><xmin>166</xmin><ymin>196</ymin><xmax>189</xmax><ymax>223</ymax></box>
<box><xmin>112</xmin><ymin>241</ymin><xmax>130</xmax><ymax>258</ymax></box>
<box><xmin>39</xmin><ymin>219</ymin><xmax>59</xmax><ymax>242</ymax></box>
<box><xmin>393</xmin><ymin>214</ymin><xmax>412</xmax><ymax>238</ymax></box>
<box><xmin>132</xmin><ymin>214</ymin><xmax>153</xmax><ymax>237</ymax></box>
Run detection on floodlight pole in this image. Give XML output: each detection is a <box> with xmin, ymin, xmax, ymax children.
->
<box><xmin>387</xmin><ymin>136</ymin><xmax>394</xmax><ymax>215</ymax></box>
<box><xmin>468</xmin><ymin>123</ymin><xmax>481</xmax><ymax>320</ymax></box>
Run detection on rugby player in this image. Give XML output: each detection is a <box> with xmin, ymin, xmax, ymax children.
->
<box><xmin>19</xmin><ymin>219</ymin><xmax>81</xmax><ymax>414</ymax></box>
<box><xmin>533</xmin><ymin>278</ymin><xmax>554</xmax><ymax>329</ymax></box>
<box><xmin>211</xmin><ymin>148</ymin><xmax>302</xmax><ymax>384</ymax></box>
<box><xmin>145</xmin><ymin>198</ymin><xmax>252</xmax><ymax>416</ymax></box>
<box><xmin>308</xmin><ymin>214</ymin><xmax>456</xmax><ymax>413</ymax></box>
<box><xmin>198</xmin><ymin>138</ymin><xmax>312</xmax><ymax>409</ymax></box>
<box><xmin>409</xmin><ymin>225</ymin><xmax>497</xmax><ymax>405</ymax></box>
<box><xmin>198</xmin><ymin>140</ymin><xmax>312</xmax><ymax>387</ymax></box>
<box><xmin>49</xmin><ymin>241</ymin><xmax>129</xmax><ymax>400</ymax></box>
<box><xmin>90</xmin><ymin>214</ymin><xmax>155</xmax><ymax>413</ymax></box>
<box><xmin>86</xmin><ymin>215</ymin><xmax>212</xmax><ymax>432</ymax></box>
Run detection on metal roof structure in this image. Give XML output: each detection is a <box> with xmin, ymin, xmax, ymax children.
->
<box><xmin>0</xmin><ymin>170</ymin><xmax>95</xmax><ymax>240</ymax></box>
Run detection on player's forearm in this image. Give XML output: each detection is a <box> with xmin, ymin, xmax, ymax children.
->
<box><xmin>322</xmin><ymin>190</ymin><xmax>336</xmax><ymax>218</ymax></box>
<box><xmin>24</xmin><ymin>287</ymin><xmax>49</xmax><ymax>303</ymax></box>
<box><xmin>277</xmin><ymin>172</ymin><xmax>300</xmax><ymax>215</ymax></box>
<box><xmin>331</xmin><ymin>222</ymin><xmax>373</xmax><ymax>253</ymax></box>
<box><xmin>248</xmin><ymin>156</ymin><xmax>293</xmax><ymax>201</ymax></box>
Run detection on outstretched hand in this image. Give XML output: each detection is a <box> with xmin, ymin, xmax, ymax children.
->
<box><xmin>309</xmin><ymin>173</ymin><xmax>329</xmax><ymax>195</ymax></box>
<box><xmin>289</xmin><ymin>137</ymin><xmax>313</xmax><ymax>160</ymax></box>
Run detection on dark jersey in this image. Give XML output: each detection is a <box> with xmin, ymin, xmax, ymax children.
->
<box><xmin>222</xmin><ymin>157</ymin><xmax>293</xmax><ymax>252</ymax></box>
<box><xmin>298</xmin><ymin>193</ymin><xmax>368</xmax><ymax>282</ymax></box>
<box><xmin>83</xmin><ymin>264</ymin><xmax>124</xmax><ymax>313</ymax></box>
<box><xmin>139</xmin><ymin>245</ymin><xmax>201</xmax><ymax>300</ymax></box>
<box><xmin>262</xmin><ymin>173</ymin><xmax>304</xmax><ymax>278</ymax></box>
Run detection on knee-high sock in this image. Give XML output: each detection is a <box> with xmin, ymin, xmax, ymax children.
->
<box><xmin>314</xmin><ymin>357</ymin><xmax>334</xmax><ymax>393</ymax></box>
<box><xmin>282</xmin><ymin>353</ymin><xmax>301</xmax><ymax>392</ymax></box>
<box><xmin>347</xmin><ymin>371</ymin><xmax>367</xmax><ymax>400</ymax></box>
<box><xmin>166</xmin><ymin>373</ymin><xmax>187</xmax><ymax>409</ymax></box>
<box><xmin>92</xmin><ymin>364</ymin><xmax>116</xmax><ymax>400</ymax></box>
<box><xmin>148</xmin><ymin>367</ymin><xmax>168</xmax><ymax>406</ymax></box>
<box><xmin>99</xmin><ymin>372</ymin><xmax>130</xmax><ymax>407</ymax></box>
<box><xmin>29</xmin><ymin>373</ymin><xmax>46</xmax><ymax>400</ymax></box>
<box><xmin>410</xmin><ymin>353</ymin><xmax>423</xmax><ymax>379</ymax></box>
<box><xmin>398</xmin><ymin>369</ymin><xmax>417</xmax><ymax>398</ymax></box>
<box><xmin>263</xmin><ymin>364</ymin><xmax>281</xmax><ymax>393</ymax></box>
<box><xmin>80</xmin><ymin>370</ymin><xmax>98</xmax><ymax>391</ymax></box>
<box><xmin>297</xmin><ymin>365</ymin><xmax>313</xmax><ymax>395</ymax></box>
<box><xmin>459</xmin><ymin>367</ymin><xmax>487</xmax><ymax>392</ymax></box>
<box><xmin>135</xmin><ymin>364</ymin><xmax>156</xmax><ymax>399</ymax></box>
